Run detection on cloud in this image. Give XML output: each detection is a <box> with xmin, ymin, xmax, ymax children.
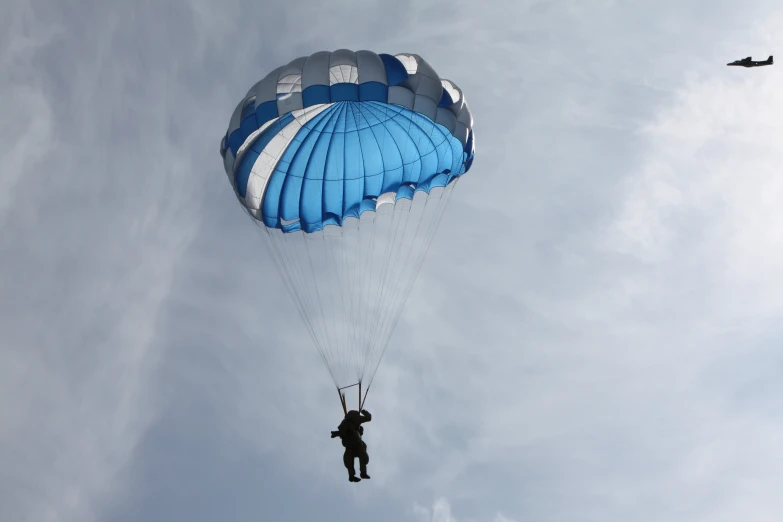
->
<box><xmin>378</xmin><ymin>5</ymin><xmax>783</xmax><ymax>522</ymax></box>
<box><xmin>414</xmin><ymin>498</ymin><xmax>518</xmax><ymax>522</ymax></box>
<box><xmin>0</xmin><ymin>2</ymin><xmax>216</xmax><ymax>521</ymax></box>
<box><xmin>607</xmin><ymin>27</ymin><xmax>783</xmax><ymax>326</ymax></box>
<box><xmin>4</xmin><ymin>1</ymin><xmax>783</xmax><ymax>522</ymax></box>
<box><xmin>0</xmin><ymin>3</ymin><xmax>62</xmax><ymax>220</ymax></box>
<box><xmin>414</xmin><ymin>498</ymin><xmax>457</xmax><ymax>522</ymax></box>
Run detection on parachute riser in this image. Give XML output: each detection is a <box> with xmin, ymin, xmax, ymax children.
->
<box><xmin>360</xmin><ymin>381</ymin><xmax>371</xmax><ymax>411</ymax></box>
<box><xmin>338</xmin><ymin>389</ymin><xmax>347</xmax><ymax>416</ymax></box>
<box><xmin>337</xmin><ymin>381</ymin><xmax>370</xmax><ymax>413</ymax></box>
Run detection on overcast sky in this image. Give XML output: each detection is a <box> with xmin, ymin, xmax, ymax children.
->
<box><xmin>3</xmin><ymin>0</ymin><xmax>783</xmax><ymax>521</ymax></box>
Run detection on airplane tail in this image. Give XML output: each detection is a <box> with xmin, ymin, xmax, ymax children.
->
<box><xmin>768</xmin><ymin>55</ymin><xmax>774</xmax><ymax>63</ymax></box>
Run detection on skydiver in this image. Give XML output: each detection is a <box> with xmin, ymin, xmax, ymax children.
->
<box><xmin>331</xmin><ymin>409</ymin><xmax>372</xmax><ymax>482</ymax></box>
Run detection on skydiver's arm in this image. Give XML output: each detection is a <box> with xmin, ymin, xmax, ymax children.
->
<box><xmin>359</xmin><ymin>409</ymin><xmax>372</xmax><ymax>423</ymax></box>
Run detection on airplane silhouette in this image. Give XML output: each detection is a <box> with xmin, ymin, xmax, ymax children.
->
<box><xmin>727</xmin><ymin>56</ymin><xmax>773</xmax><ymax>67</ymax></box>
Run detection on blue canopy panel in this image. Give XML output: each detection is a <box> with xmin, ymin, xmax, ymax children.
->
<box><xmin>234</xmin><ymin>101</ymin><xmax>468</xmax><ymax>233</ymax></box>
<box><xmin>227</xmin><ymin>53</ymin><xmax>407</xmax><ymax>160</ymax></box>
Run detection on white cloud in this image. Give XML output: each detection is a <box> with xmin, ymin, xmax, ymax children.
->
<box><xmin>0</xmin><ymin>3</ymin><xmax>62</xmax><ymax>221</ymax></box>
<box><xmin>4</xmin><ymin>1</ymin><xmax>783</xmax><ymax>522</ymax></box>
<box><xmin>0</xmin><ymin>2</ymin><xmax>213</xmax><ymax>521</ymax></box>
<box><xmin>414</xmin><ymin>498</ymin><xmax>518</xmax><ymax>522</ymax></box>
<box><xmin>387</xmin><ymin>6</ymin><xmax>783</xmax><ymax>522</ymax></box>
<box><xmin>414</xmin><ymin>498</ymin><xmax>458</xmax><ymax>522</ymax></box>
<box><xmin>608</xmin><ymin>32</ymin><xmax>783</xmax><ymax>325</ymax></box>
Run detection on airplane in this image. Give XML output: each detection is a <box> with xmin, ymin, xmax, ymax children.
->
<box><xmin>727</xmin><ymin>55</ymin><xmax>773</xmax><ymax>67</ymax></box>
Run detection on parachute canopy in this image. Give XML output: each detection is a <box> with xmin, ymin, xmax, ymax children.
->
<box><xmin>220</xmin><ymin>50</ymin><xmax>475</xmax><ymax>409</ymax></box>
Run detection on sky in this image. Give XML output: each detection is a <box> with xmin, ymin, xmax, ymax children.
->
<box><xmin>2</xmin><ymin>0</ymin><xmax>783</xmax><ymax>521</ymax></box>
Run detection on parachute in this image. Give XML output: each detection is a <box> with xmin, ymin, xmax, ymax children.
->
<box><xmin>220</xmin><ymin>50</ymin><xmax>475</xmax><ymax>412</ymax></box>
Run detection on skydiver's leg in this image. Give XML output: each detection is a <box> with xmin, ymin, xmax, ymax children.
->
<box><xmin>343</xmin><ymin>449</ymin><xmax>360</xmax><ymax>482</ymax></box>
<box><xmin>358</xmin><ymin>446</ymin><xmax>370</xmax><ymax>479</ymax></box>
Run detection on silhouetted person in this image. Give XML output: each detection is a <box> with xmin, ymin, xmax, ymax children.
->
<box><xmin>331</xmin><ymin>409</ymin><xmax>372</xmax><ymax>482</ymax></box>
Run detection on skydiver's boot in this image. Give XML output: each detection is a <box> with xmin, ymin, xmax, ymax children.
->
<box><xmin>349</xmin><ymin>475</ymin><xmax>361</xmax><ymax>482</ymax></box>
<box><xmin>360</xmin><ymin>472</ymin><xmax>371</xmax><ymax>479</ymax></box>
